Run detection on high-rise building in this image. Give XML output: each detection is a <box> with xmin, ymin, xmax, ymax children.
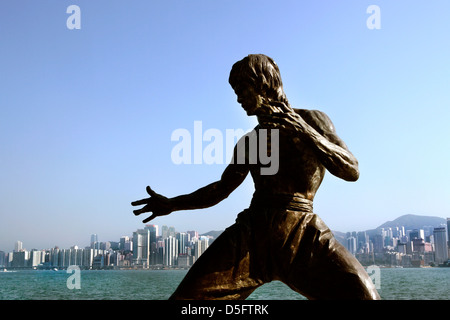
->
<box><xmin>164</xmin><ymin>236</ymin><xmax>178</xmax><ymax>266</ymax></box>
<box><xmin>90</xmin><ymin>234</ymin><xmax>99</xmax><ymax>250</ymax></box>
<box><xmin>447</xmin><ymin>218</ymin><xmax>450</xmax><ymax>258</ymax></box>
<box><xmin>346</xmin><ymin>236</ymin><xmax>357</xmax><ymax>255</ymax></box>
<box><xmin>133</xmin><ymin>229</ymin><xmax>150</xmax><ymax>266</ymax></box>
<box><xmin>177</xmin><ymin>254</ymin><xmax>190</xmax><ymax>268</ymax></box>
<box><xmin>177</xmin><ymin>232</ymin><xmax>188</xmax><ymax>255</ymax></box>
<box><xmin>433</xmin><ymin>227</ymin><xmax>448</xmax><ymax>264</ymax></box>
<box><xmin>12</xmin><ymin>250</ymin><xmax>29</xmax><ymax>268</ymax></box>
<box><xmin>144</xmin><ymin>225</ymin><xmax>160</xmax><ymax>265</ymax></box>
<box><xmin>51</xmin><ymin>247</ymin><xmax>60</xmax><ymax>267</ymax></box>
<box><xmin>357</xmin><ymin>231</ymin><xmax>368</xmax><ymax>252</ymax></box>
<box><xmin>120</xmin><ymin>236</ymin><xmax>131</xmax><ymax>251</ymax></box>
<box><xmin>145</xmin><ymin>225</ymin><xmax>158</xmax><ymax>243</ymax></box>
<box><xmin>83</xmin><ymin>248</ymin><xmax>94</xmax><ymax>268</ymax></box>
<box><xmin>409</xmin><ymin>229</ymin><xmax>425</xmax><ymax>240</ymax></box>
<box><xmin>29</xmin><ymin>250</ymin><xmax>43</xmax><ymax>267</ymax></box>
<box><xmin>194</xmin><ymin>238</ymin><xmax>202</xmax><ymax>261</ymax></box>
<box><xmin>161</xmin><ymin>225</ymin><xmax>169</xmax><ymax>239</ymax></box>
<box><xmin>0</xmin><ymin>251</ymin><xmax>5</xmax><ymax>267</ymax></box>
<box><xmin>193</xmin><ymin>236</ymin><xmax>209</xmax><ymax>260</ymax></box>
<box><xmin>201</xmin><ymin>236</ymin><xmax>209</xmax><ymax>253</ymax></box>
<box><xmin>447</xmin><ymin>218</ymin><xmax>450</xmax><ymax>243</ymax></box>
<box><xmin>14</xmin><ymin>241</ymin><xmax>23</xmax><ymax>252</ymax></box>
<box><xmin>373</xmin><ymin>234</ymin><xmax>384</xmax><ymax>253</ymax></box>
<box><xmin>187</xmin><ymin>230</ymin><xmax>199</xmax><ymax>241</ymax></box>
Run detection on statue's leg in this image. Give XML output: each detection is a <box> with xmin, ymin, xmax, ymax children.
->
<box><xmin>280</xmin><ymin>213</ymin><xmax>380</xmax><ymax>300</ymax></box>
<box><xmin>169</xmin><ymin>214</ymin><xmax>264</xmax><ymax>300</ymax></box>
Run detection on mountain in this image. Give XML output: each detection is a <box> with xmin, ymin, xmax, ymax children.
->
<box><xmin>332</xmin><ymin>230</ymin><xmax>347</xmax><ymax>247</ymax></box>
<box><xmin>200</xmin><ymin>230</ymin><xmax>223</xmax><ymax>242</ymax></box>
<box><xmin>376</xmin><ymin>214</ymin><xmax>446</xmax><ymax>231</ymax></box>
<box><xmin>201</xmin><ymin>230</ymin><xmax>223</xmax><ymax>238</ymax></box>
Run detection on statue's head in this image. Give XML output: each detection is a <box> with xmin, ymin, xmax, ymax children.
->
<box><xmin>229</xmin><ymin>54</ymin><xmax>288</xmax><ymax>115</ymax></box>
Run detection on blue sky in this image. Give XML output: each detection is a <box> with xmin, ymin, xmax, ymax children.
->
<box><xmin>1</xmin><ymin>1</ymin><xmax>449</xmax><ymax>252</ymax></box>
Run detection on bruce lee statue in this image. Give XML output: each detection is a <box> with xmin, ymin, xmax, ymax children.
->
<box><xmin>132</xmin><ymin>54</ymin><xmax>380</xmax><ymax>300</ymax></box>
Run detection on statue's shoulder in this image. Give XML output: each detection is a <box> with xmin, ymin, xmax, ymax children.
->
<box><xmin>293</xmin><ymin>108</ymin><xmax>335</xmax><ymax>134</ymax></box>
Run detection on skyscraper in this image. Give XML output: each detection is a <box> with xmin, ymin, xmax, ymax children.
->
<box><xmin>133</xmin><ymin>229</ymin><xmax>150</xmax><ymax>266</ymax></box>
<box><xmin>120</xmin><ymin>236</ymin><xmax>130</xmax><ymax>251</ymax></box>
<box><xmin>144</xmin><ymin>225</ymin><xmax>158</xmax><ymax>243</ymax></box>
<box><xmin>0</xmin><ymin>251</ymin><xmax>6</xmax><ymax>267</ymax></box>
<box><xmin>177</xmin><ymin>232</ymin><xmax>188</xmax><ymax>255</ymax></box>
<box><xmin>145</xmin><ymin>225</ymin><xmax>159</xmax><ymax>265</ymax></box>
<box><xmin>90</xmin><ymin>234</ymin><xmax>99</xmax><ymax>249</ymax></box>
<box><xmin>409</xmin><ymin>229</ymin><xmax>425</xmax><ymax>240</ymax></box>
<box><xmin>164</xmin><ymin>236</ymin><xmax>178</xmax><ymax>266</ymax></box>
<box><xmin>14</xmin><ymin>241</ymin><xmax>23</xmax><ymax>252</ymax></box>
<box><xmin>346</xmin><ymin>236</ymin><xmax>357</xmax><ymax>255</ymax></box>
<box><xmin>433</xmin><ymin>227</ymin><xmax>448</xmax><ymax>264</ymax></box>
<box><xmin>187</xmin><ymin>230</ymin><xmax>199</xmax><ymax>241</ymax></box>
<box><xmin>200</xmin><ymin>236</ymin><xmax>209</xmax><ymax>254</ymax></box>
<box><xmin>357</xmin><ymin>231</ymin><xmax>368</xmax><ymax>252</ymax></box>
<box><xmin>447</xmin><ymin>218</ymin><xmax>450</xmax><ymax>244</ymax></box>
<box><xmin>194</xmin><ymin>238</ymin><xmax>202</xmax><ymax>261</ymax></box>
<box><xmin>12</xmin><ymin>250</ymin><xmax>28</xmax><ymax>268</ymax></box>
<box><xmin>193</xmin><ymin>236</ymin><xmax>209</xmax><ymax>260</ymax></box>
<box><xmin>161</xmin><ymin>225</ymin><xmax>169</xmax><ymax>239</ymax></box>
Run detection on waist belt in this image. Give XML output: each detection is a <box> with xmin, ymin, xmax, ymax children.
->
<box><xmin>250</xmin><ymin>192</ymin><xmax>314</xmax><ymax>213</ymax></box>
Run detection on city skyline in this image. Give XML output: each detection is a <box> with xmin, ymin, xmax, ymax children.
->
<box><xmin>2</xmin><ymin>215</ymin><xmax>448</xmax><ymax>255</ymax></box>
<box><xmin>0</xmin><ymin>225</ymin><xmax>208</xmax><ymax>254</ymax></box>
<box><xmin>2</xmin><ymin>218</ymin><xmax>448</xmax><ymax>271</ymax></box>
<box><xmin>1</xmin><ymin>2</ymin><xmax>450</xmax><ymax>257</ymax></box>
<box><xmin>0</xmin><ymin>224</ymin><xmax>213</xmax><ymax>269</ymax></box>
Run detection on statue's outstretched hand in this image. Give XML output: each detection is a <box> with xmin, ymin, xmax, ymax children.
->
<box><xmin>132</xmin><ymin>186</ymin><xmax>173</xmax><ymax>223</ymax></box>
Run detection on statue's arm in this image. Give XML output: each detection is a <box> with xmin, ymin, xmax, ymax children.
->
<box><xmin>298</xmin><ymin>109</ymin><xmax>359</xmax><ymax>182</ymax></box>
<box><xmin>170</xmin><ymin>163</ymin><xmax>249</xmax><ymax>211</ymax></box>
<box><xmin>259</xmin><ymin>108</ymin><xmax>359</xmax><ymax>181</ymax></box>
<box><xmin>132</xmin><ymin>155</ymin><xmax>249</xmax><ymax>223</ymax></box>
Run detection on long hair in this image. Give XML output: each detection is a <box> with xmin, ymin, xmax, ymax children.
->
<box><xmin>228</xmin><ymin>54</ymin><xmax>289</xmax><ymax>106</ymax></box>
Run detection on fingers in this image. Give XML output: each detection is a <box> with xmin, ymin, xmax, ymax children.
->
<box><xmin>142</xmin><ymin>214</ymin><xmax>157</xmax><ymax>223</ymax></box>
<box><xmin>146</xmin><ymin>186</ymin><xmax>157</xmax><ymax>197</ymax></box>
<box><xmin>267</xmin><ymin>112</ymin><xmax>299</xmax><ymax>124</ymax></box>
<box><xmin>132</xmin><ymin>186</ymin><xmax>161</xmax><ymax>222</ymax></box>
<box><xmin>133</xmin><ymin>207</ymin><xmax>148</xmax><ymax>215</ymax></box>
<box><xmin>259</xmin><ymin>113</ymin><xmax>302</xmax><ymax>133</ymax></box>
<box><xmin>132</xmin><ymin>186</ymin><xmax>157</xmax><ymax>207</ymax></box>
<box><xmin>273</xmin><ymin>101</ymin><xmax>294</xmax><ymax>113</ymax></box>
<box><xmin>132</xmin><ymin>186</ymin><xmax>158</xmax><ymax>207</ymax></box>
<box><xmin>131</xmin><ymin>198</ymin><xmax>150</xmax><ymax>206</ymax></box>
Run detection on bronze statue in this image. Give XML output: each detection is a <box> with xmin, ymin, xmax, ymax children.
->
<box><xmin>132</xmin><ymin>54</ymin><xmax>381</xmax><ymax>300</ymax></box>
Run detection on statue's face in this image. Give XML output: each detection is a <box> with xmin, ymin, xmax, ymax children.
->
<box><xmin>233</xmin><ymin>83</ymin><xmax>264</xmax><ymax>116</ymax></box>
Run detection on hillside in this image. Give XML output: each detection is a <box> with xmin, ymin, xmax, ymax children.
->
<box><xmin>376</xmin><ymin>214</ymin><xmax>446</xmax><ymax>230</ymax></box>
<box><xmin>201</xmin><ymin>230</ymin><xmax>223</xmax><ymax>239</ymax></box>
